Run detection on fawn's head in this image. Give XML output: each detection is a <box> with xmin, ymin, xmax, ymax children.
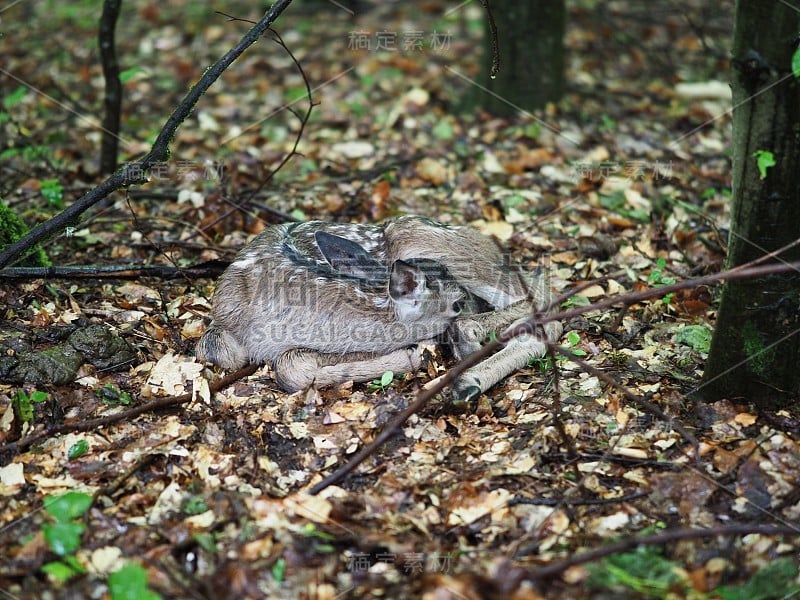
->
<box><xmin>389</xmin><ymin>258</ymin><xmax>465</xmax><ymax>323</ymax></box>
<box><xmin>315</xmin><ymin>230</ymin><xmax>464</xmax><ymax>324</ymax></box>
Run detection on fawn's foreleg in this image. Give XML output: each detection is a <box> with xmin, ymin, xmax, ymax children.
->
<box><xmin>448</xmin><ymin>296</ymin><xmax>562</xmax><ymax>402</ymax></box>
<box><xmin>451</xmin><ymin>319</ymin><xmax>561</xmax><ymax>402</ymax></box>
<box><xmin>273</xmin><ymin>345</ymin><xmax>426</xmax><ymax>392</ymax></box>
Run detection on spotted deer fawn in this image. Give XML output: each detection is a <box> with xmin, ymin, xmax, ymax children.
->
<box><xmin>196</xmin><ymin>216</ymin><xmax>562</xmax><ymax>401</ymax></box>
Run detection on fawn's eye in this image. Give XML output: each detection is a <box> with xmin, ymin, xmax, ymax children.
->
<box><xmin>452</xmin><ymin>300</ymin><xmax>463</xmax><ymax>314</ymax></box>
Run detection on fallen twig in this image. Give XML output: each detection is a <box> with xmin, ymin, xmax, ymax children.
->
<box><xmin>0</xmin><ymin>262</ymin><xmax>228</xmax><ymax>280</ymax></box>
<box><xmin>0</xmin><ymin>364</ymin><xmax>259</xmax><ymax>461</ymax></box>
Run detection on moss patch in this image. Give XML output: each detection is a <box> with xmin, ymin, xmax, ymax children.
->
<box><xmin>0</xmin><ymin>197</ymin><xmax>50</xmax><ymax>267</ymax></box>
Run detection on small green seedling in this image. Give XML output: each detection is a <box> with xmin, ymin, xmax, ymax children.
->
<box><xmin>564</xmin><ymin>330</ymin><xmax>587</xmax><ymax>357</ymax></box>
<box><xmin>95</xmin><ymin>383</ymin><xmax>132</xmax><ymax>406</ymax></box>
<box><xmin>271</xmin><ymin>557</ymin><xmax>287</xmax><ymax>583</ymax></box>
<box><xmin>41</xmin><ymin>492</ymin><xmax>93</xmax><ymax>582</ymax></box>
<box><xmin>183</xmin><ymin>496</ymin><xmax>208</xmax><ymax>516</ymax></box>
<box><xmin>368</xmin><ymin>370</ymin><xmax>395</xmax><ymax>392</ymax></box>
<box><xmin>648</xmin><ymin>258</ymin><xmax>676</xmax><ymax>306</ymax></box>
<box><xmin>13</xmin><ymin>389</ymin><xmax>48</xmax><ymax>424</ymax></box>
<box><xmin>560</xmin><ymin>294</ymin><xmax>591</xmax><ymax>309</ymax></box>
<box><xmin>529</xmin><ymin>330</ymin><xmax>586</xmax><ymax>371</ymax></box>
<box><xmin>39</xmin><ymin>178</ymin><xmax>64</xmax><ymax>209</ymax></box>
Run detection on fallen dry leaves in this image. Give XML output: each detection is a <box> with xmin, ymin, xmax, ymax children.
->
<box><xmin>1</xmin><ymin>1</ymin><xmax>798</xmax><ymax>599</ymax></box>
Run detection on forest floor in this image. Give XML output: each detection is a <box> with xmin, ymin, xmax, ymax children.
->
<box><xmin>1</xmin><ymin>1</ymin><xmax>799</xmax><ymax>599</ymax></box>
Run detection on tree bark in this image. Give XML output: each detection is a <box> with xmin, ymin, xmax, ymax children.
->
<box><xmin>98</xmin><ymin>0</ymin><xmax>123</xmax><ymax>175</ymax></box>
<box><xmin>700</xmin><ymin>0</ymin><xmax>800</xmax><ymax>406</ymax></box>
<box><xmin>466</xmin><ymin>0</ymin><xmax>565</xmax><ymax>116</ymax></box>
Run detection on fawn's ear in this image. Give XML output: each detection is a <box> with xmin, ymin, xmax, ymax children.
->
<box><xmin>315</xmin><ymin>230</ymin><xmax>385</xmax><ymax>280</ymax></box>
<box><xmin>389</xmin><ymin>260</ymin><xmax>426</xmax><ymax>303</ymax></box>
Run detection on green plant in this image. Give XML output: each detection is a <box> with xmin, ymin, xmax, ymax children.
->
<box><xmin>752</xmin><ymin>149</ymin><xmax>775</xmax><ymax>180</ymax></box>
<box><xmin>13</xmin><ymin>389</ymin><xmax>48</xmax><ymax>424</ymax></box>
<box><xmin>68</xmin><ymin>439</ymin><xmax>90</xmax><ymax>460</ymax></box>
<box><xmin>598</xmin><ymin>190</ymin><xmax>649</xmax><ymax>222</ymax></box>
<box><xmin>95</xmin><ymin>383</ymin><xmax>133</xmax><ymax>405</ymax></box>
<box><xmin>40</xmin><ymin>492</ymin><xmax>93</xmax><ymax>582</ymax></box>
<box><xmin>560</xmin><ymin>294</ymin><xmax>591</xmax><ymax>309</ymax></box>
<box><xmin>530</xmin><ymin>331</ymin><xmax>585</xmax><ymax>370</ymax></box>
<box><xmin>564</xmin><ymin>330</ymin><xmax>587</xmax><ymax>356</ymax></box>
<box><xmin>673</xmin><ymin>324</ymin><xmax>712</xmax><ymax>353</ymax></box>
<box><xmin>271</xmin><ymin>557</ymin><xmax>286</xmax><ymax>582</ymax></box>
<box><xmin>39</xmin><ymin>178</ymin><xmax>64</xmax><ymax>209</ymax></box>
<box><xmin>648</xmin><ymin>257</ymin><xmax>676</xmax><ymax>305</ymax></box>
<box><xmin>714</xmin><ymin>558</ymin><xmax>800</xmax><ymax>600</ymax></box>
<box><xmin>119</xmin><ymin>67</ymin><xmax>145</xmax><ymax>84</ymax></box>
<box><xmin>0</xmin><ymin>198</ymin><xmax>50</xmax><ymax>266</ymax></box>
<box><xmin>108</xmin><ymin>563</ymin><xmax>162</xmax><ymax>600</ymax></box>
<box><xmin>3</xmin><ymin>85</ymin><xmax>27</xmax><ymax>109</ymax></box>
<box><xmin>432</xmin><ymin>119</ymin><xmax>455</xmax><ymax>141</ymax></box>
<box><xmin>700</xmin><ymin>186</ymin><xmax>732</xmax><ymax>200</ymax></box>
<box><xmin>368</xmin><ymin>370</ymin><xmax>395</xmax><ymax>392</ymax></box>
<box><xmin>599</xmin><ymin>113</ymin><xmax>616</xmax><ymax>132</ymax></box>
<box><xmin>586</xmin><ymin>546</ymin><xmax>687</xmax><ymax>597</ymax></box>
<box><xmin>183</xmin><ymin>496</ymin><xmax>208</xmax><ymax>515</ymax></box>
<box><xmin>529</xmin><ymin>354</ymin><xmax>554</xmax><ymax>371</ymax></box>
<box><xmin>300</xmin><ymin>523</ymin><xmax>336</xmax><ymax>553</ymax></box>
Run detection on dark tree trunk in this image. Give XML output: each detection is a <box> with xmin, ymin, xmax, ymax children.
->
<box><xmin>98</xmin><ymin>0</ymin><xmax>122</xmax><ymax>175</ymax></box>
<box><xmin>466</xmin><ymin>0</ymin><xmax>565</xmax><ymax>116</ymax></box>
<box><xmin>700</xmin><ymin>0</ymin><xmax>800</xmax><ymax>406</ymax></box>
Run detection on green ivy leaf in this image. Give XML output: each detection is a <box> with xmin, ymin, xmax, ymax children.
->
<box><xmin>45</xmin><ymin>491</ymin><xmax>93</xmax><ymax>522</ymax></box>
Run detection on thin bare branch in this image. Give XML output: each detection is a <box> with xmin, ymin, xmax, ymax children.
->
<box><xmin>0</xmin><ymin>0</ymin><xmax>296</xmax><ymax>269</ymax></box>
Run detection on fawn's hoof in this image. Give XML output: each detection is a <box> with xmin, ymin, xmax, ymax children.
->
<box><xmin>452</xmin><ymin>382</ymin><xmax>481</xmax><ymax>408</ymax></box>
